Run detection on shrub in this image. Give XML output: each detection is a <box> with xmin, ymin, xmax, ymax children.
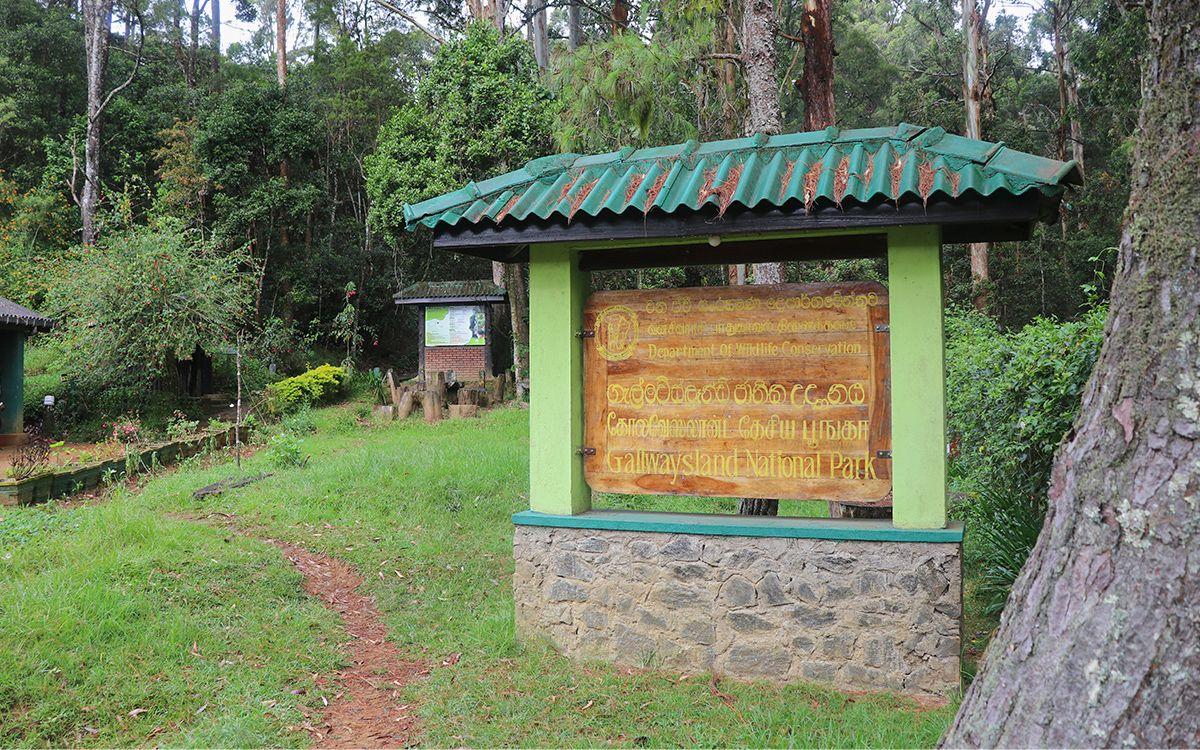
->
<box><xmin>946</xmin><ymin>305</ymin><xmax>1107</xmax><ymax>610</ymax></box>
<box><xmin>267</xmin><ymin>432</ymin><xmax>307</xmax><ymax>468</ymax></box>
<box><xmin>280</xmin><ymin>405</ymin><xmax>317</xmax><ymax>435</ymax></box>
<box><xmin>266</xmin><ymin>364</ymin><xmax>347</xmax><ymax>413</ymax></box>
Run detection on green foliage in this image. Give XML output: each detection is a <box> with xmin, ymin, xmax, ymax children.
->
<box><xmin>366</xmin><ymin>22</ymin><xmax>553</xmax><ymax>244</ymax></box>
<box><xmin>265</xmin><ymin>364</ymin><xmax>347</xmax><ymax>413</ymax></box>
<box><xmin>43</xmin><ymin>219</ymin><xmax>257</xmax><ymax>393</ymax></box>
<box><xmin>280</xmin><ymin>405</ymin><xmax>318</xmax><ymax>435</ymax></box>
<box><xmin>553</xmin><ymin>27</ymin><xmax>712</xmax><ymax>152</ymax></box>
<box><xmin>946</xmin><ymin>305</ymin><xmax>1107</xmax><ymax>609</ymax></box>
<box><xmin>266</xmin><ymin>432</ymin><xmax>307</xmax><ymax>468</ymax></box>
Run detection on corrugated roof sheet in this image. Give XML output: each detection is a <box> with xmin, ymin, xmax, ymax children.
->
<box><xmin>394</xmin><ymin>280</ymin><xmax>507</xmax><ymax>304</ymax></box>
<box><xmin>403</xmin><ymin>124</ymin><xmax>1081</xmax><ymax>232</ymax></box>
<box><xmin>0</xmin><ymin>297</ymin><xmax>53</xmax><ymax>332</ymax></box>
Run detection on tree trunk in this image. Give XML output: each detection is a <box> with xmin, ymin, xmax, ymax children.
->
<box><xmin>81</xmin><ymin>0</ymin><xmax>114</xmax><ymax>246</ymax></box>
<box><xmin>962</xmin><ymin>0</ymin><xmax>990</xmax><ymax>308</ymax></box>
<box><xmin>799</xmin><ymin>0</ymin><xmax>835</xmax><ymax>131</ymax></box>
<box><xmin>187</xmin><ymin>0</ymin><xmax>201</xmax><ymax>86</ymax></box>
<box><xmin>211</xmin><ymin>0</ymin><xmax>220</xmax><ymax>76</ymax></box>
<box><xmin>739</xmin><ymin>0</ymin><xmax>785</xmax><ymax>517</ymax></box>
<box><xmin>529</xmin><ymin>6</ymin><xmax>549</xmax><ymax>70</ymax></box>
<box><xmin>1050</xmin><ymin>1</ymin><xmax>1085</xmax><ymax>173</ymax></box>
<box><xmin>741</xmin><ymin>0</ymin><xmax>783</xmax><ymax>136</ymax></box>
<box><xmin>943</xmin><ymin>0</ymin><xmax>1200</xmax><ymax>744</ymax></box>
<box><xmin>504</xmin><ymin>262</ymin><xmax>529</xmax><ymax>397</ymax></box>
<box><xmin>610</xmin><ymin>0</ymin><xmax>629</xmax><ymax>35</ymax></box>
<box><xmin>1063</xmin><ymin>39</ymin><xmax>1084</xmax><ymax>170</ymax></box>
<box><xmin>567</xmin><ymin>1</ymin><xmax>582</xmax><ymax>49</ymax></box>
<box><xmin>276</xmin><ymin>0</ymin><xmax>287</xmax><ymax>88</ymax></box>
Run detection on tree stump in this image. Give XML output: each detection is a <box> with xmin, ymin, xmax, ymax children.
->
<box><xmin>448</xmin><ymin>404</ymin><xmax>480</xmax><ymax>418</ymax></box>
<box><xmin>432</xmin><ymin>371</ymin><xmax>447</xmax><ymax>405</ymax></box>
<box><xmin>489</xmin><ymin>374</ymin><xmax>506</xmax><ymax>404</ymax></box>
<box><xmin>385</xmin><ymin>369</ymin><xmax>403</xmax><ymax>407</ymax></box>
<box><xmin>396</xmin><ymin>391</ymin><xmax>415</xmax><ymax>419</ymax></box>
<box><xmin>422</xmin><ymin>390</ymin><xmax>442</xmax><ymax>423</ymax></box>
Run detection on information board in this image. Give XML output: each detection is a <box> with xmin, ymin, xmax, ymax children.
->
<box><xmin>583</xmin><ymin>282</ymin><xmax>891</xmax><ymax>502</ymax></box>
<box><xmin>425</xmin><ymin>305</ymin><xmax>487</xmax><ymax>346</ymax></box>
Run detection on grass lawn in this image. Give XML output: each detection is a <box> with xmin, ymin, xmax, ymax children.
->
<box><xmin>1</xmin><ymin>403</ymin><xmax>957</xmax><ymax>748</ymax></box>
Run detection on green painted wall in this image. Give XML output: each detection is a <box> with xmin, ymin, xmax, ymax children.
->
<box><xmin>528</xmin><ymin>244</ymin><xmax>592</xmax><ymax>515</ymax></box>
<box><xmin>0</xmin><ymin>330</ymin><xmax>26</xmax><ymax>439</ymax></box>
<box><xmin>886</xmin><ymin>226</ymin><xmax>947</xmax><ymax>529</ymax></box>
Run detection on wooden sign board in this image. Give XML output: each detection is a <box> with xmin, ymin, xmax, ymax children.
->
<box><xmin>583</xmin><ymin>282</ymin><xmax>891</xmax><ymax>502</ymax></box>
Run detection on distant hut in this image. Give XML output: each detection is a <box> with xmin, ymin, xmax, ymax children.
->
<box><xmin>0</xmin><ymin>298</ymin><xmax>54</xmax><ymax>445</ymax></box>
<box><xmin>394</xmin><ymin>280</ymin><xmax>509</xmax><ymax>383</ymax></box>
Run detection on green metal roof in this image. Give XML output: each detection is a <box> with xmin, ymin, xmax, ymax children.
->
<box><xmin>403</xmin><ymin>123</ymin><xmax>1081</xmax><ymax>232</ymax></box>
<box><xmin>393</xmin><ymin>280</ymin><xmax>506</xmax><ymax>305</ymax></box>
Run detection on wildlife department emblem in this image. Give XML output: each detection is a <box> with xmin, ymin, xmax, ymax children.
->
<box><xmin>595</xmin><ymin>305</ymin><xmax>638</xmax><ymax>361</ymax></box>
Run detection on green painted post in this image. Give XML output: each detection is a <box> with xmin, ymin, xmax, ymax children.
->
<box><xmin>528</xmin><ymin>244</ymin><xmax>592</xmax><ymax>515</ymax></box>
<box><xmin>0</xmin><ymin>330</ymin><xmax>26</xmax><ymax>441</ymax></box>
<box><xmin>886</xmin><ymin>226</ymin><xmax>947</xmax><ymax>529</ymax></box>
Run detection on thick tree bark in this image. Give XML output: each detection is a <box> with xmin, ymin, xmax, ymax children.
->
<box><xmin>81</xmin><ymin>0</ymin><xmax>114</xmax><ymax>246</ymax></box>
<box><xmin>962</xmin><ymin>0</ymin><xmax>990</xmax><ymax>308</ymax></box>
<box><xmin>741</xmin><ymin>0</ymin><xmax>783</xmax><ymax>135</ymax></box>
<box><xmin>504</xmin><ymin>262</ymin><xmax>529</xmax><ymax>397</ymax></box>
<box><xmin>799</xmin><ymin>0</ymin><xmax>835</xmax><ymax>130</ymax></box>
<box><xmin>943</xmin><ymin>0</ymin><xmax>1200</xmax><ymax>745</ymax></box>
<box><xmin>567</xmin><ymin>1</ymin><xmax>582</xmax><ymax>49</ymax></box>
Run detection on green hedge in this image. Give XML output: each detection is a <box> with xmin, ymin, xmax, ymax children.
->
<box><xmin>946</xmin><ymin>305</ymin><xmax>1106</xmax><ymax>611</ymax></box>
<box><xmin>266</xmin><ymin>364</ymin><xmax>347</xmax><ymax>413</ymax></box>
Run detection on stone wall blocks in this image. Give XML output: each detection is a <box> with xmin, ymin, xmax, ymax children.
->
<box><xmin>513</xmin><ymin>526</ymin><xmax>962</xmax><ymax>699</ymax></box>
<box><xmin>818</xmin><ymin>633</ymin><xmax>858</xmax><ymax>660</ymax></box>
<box><xmin>548</xmin><ymin>578</ymin><xmax>589</xmax><ymax>602</ymax></box>
<box><xmin>659</xmin><ymin>536</ymin><xmax>704</xmax><ymax>561</ymax></box>
<box><xmin>552</xmin><ymin>552</ymin><xmax>597</xmax><ymax>582</ymax></box>
<box><xmin>653</xmin><ymin>581</ymin><xmax>710</xmax><ymax>611</ymax></box>
<box><xmin>670</xmin><ymin>562</ymin><xmax>712</xmax><ymax>582</ymax></box>
<box><xmin>721</xmin><ymin>644</ymin><xmax>793</xmax><ymax>680</ymax></box>
<box><xmin>630</xmin><ymin>540</ymin><xmax>658</xmax><ymax>559</ymax></box>
<box><xmin>790</xmin><ymin>603</ymin><xmax>838</xmax><ymax>629</ymax></box>
<box><xmin>681</xmin><ymin>619</ymin><xmax>716</xmax><ymax>645</ymax></box>
<box><xmin>796</xmin><ymin>659</ymin><xmax>839</xmax><ymax>683</ymax></box>
<box><xmin>576</xmin><ymin>536</ymin><xmax>612</xmax><ymax>554</ymax></box>
<box><xmin>717</xmin><ymin>575</ymin><xmax>758</xmax><ymax>609</ymax></box>
<box><xmin>757</xmin><ymin>571</ymin><xmax>792</xmax><ymax>606</ymax></box>
<box><xmin>637</xmin><ymin>608</ymin><xmax>668</xmax><ymax>629</ymax></box>
<box><xmin>789</xmin><ymin>579</ymin><xmax>822</xmax><ymax>605</ymax></box>
<box><xmin>727</xmin><ymin>611</ymin><xmax>777</xmax><ymax>633</ymax></box>
<box><xmin>612</xmin><ymin>624</ymin><xmax>657</xmax><ymax>664</ymax></box>
<box><xmin>580</xmin><ymin>606</ymin><xmax>609</xmax><ymax>630</ymax></box>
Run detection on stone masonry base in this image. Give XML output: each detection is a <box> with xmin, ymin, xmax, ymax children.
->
<box><xmin>513</xmin><ymin>525</ymin><xmax>962</xmax><ymax>701</ymax></box>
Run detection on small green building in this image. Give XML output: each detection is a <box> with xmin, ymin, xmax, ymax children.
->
<box><xmin>404</xmin><ymin>124</ymin><xmax>1080</xmax><ymax>699</ymax></box>
<box><xmin>0</xmin><ymin>297</ymin><xmax>54</xmax><ymax>445</ymax></box>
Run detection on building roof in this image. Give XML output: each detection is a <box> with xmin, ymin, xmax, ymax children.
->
<box><xmin>0</xmin><ymin>297</ymin><xmax>53</xmax><ymax>332</ymax></box>
<box><xmin>394</xmin><ymin>280</ymin><xmax>507</xmax><ymax>306</ymax></box>
<box><xmin>403</xmin><ymin>124</ymin><xmax>1082</xmax><ymax>237</ymax></box>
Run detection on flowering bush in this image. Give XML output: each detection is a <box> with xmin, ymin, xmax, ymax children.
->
<box><xmin>109</xmin><ymin>415</ymin><xmax>143</xmax><ymax>445</ymax></box>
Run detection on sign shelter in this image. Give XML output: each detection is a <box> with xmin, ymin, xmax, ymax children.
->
<box><xmin>394</xmin><ymin>280</ymin><xmax>508</xmax><ymax>383</ymax></box>
<box><xmin>0</xmin><ymin>297</ymin><xmax>53</xmax><ymax>445</ymax></box>
<box><xmin>404</xmin><ymin>124</ymin><xmax>1081</xmax><ymax>699</ymax></box>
